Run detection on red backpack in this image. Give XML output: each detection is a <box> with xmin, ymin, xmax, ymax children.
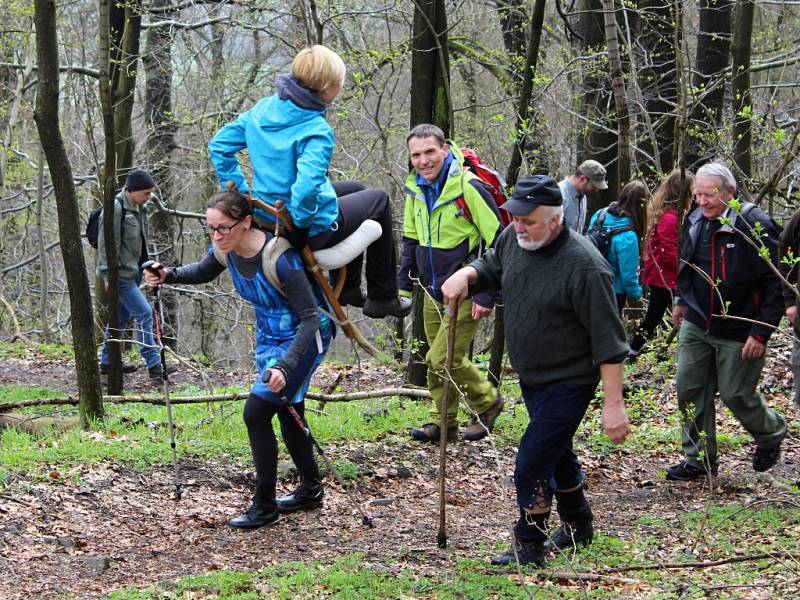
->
<box><xmin>455</xmin><ymin>148</ymin><xmax>512</xmax><ymax>228</ymax></box>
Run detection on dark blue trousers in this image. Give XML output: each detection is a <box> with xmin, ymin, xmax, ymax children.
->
<box><xmin>515</xmin><ymin>383</ymin><xmax>596</xmax><ymax>510</ymax></box>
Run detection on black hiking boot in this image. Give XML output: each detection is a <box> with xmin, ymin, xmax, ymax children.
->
<box><xmin>338</xmin><ymin>287</ymin><xmax>367</xmax><ymax>308</ymax></box>
<box><xmin>229</xmin><ymin>484</ymin><xmax>280</xmax><ymax>529</ymax></box>
<box><xmin>363</xmin><ymin>296</ymin><xmax>412</xmax><ymax>319</ymax></box>
<box><xmin>491</xmin><ymin>539</ymin><xmax>546</xmax><ymax>566</ymax></box>
<box><xmin>148</xmin><ymin>364</ymin><xmax>178</xmax><ymax>381</ymax></box>
<box><xmin>752</xmin><ymin>443</ymin><xmax>781</xmax><ymax>472</ymax></box>
<box><xmin>277</xmin><ymin>480</ymin><xmax>324</xmax><ymax>513</ymax></box>
<box><xmin>543</xmin><ymin>521</ymin><xmax>594</xmax><ymax>551</ymax></box>
<box><xmin>100</xmin><ymin>362</ymin><xmax>139</xmax><ymax>374</ymax></box>
<box><xmin>665</xmin><ymin>460</ymin><xmax>718</xmax><ymax>481</ymax></box>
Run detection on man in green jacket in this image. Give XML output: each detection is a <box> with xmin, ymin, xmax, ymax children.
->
<box><xmin>97</xmin><ymin>169</ymin><xmax>169</xmax><ymax>380</ymax></box>
<box><xmin>399</xmin><ymin>124</ymin><xmax>504</xmax><ymax>443</ymax></box>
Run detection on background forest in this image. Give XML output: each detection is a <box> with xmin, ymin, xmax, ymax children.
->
<box><xmin>2</xmin><ymin>2</ymin><xmax>800</xmax><ymax>598</ymax></box>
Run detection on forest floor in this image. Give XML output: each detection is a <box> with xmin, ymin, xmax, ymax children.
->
<box><xmin>0</xmin><ymin>344</ymin><xmax>799</xmax><ymax>598</ymax></box>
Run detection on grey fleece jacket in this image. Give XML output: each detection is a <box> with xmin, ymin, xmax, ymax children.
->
<box><xmin>470</xmin><ymin>226</ymin><xmax>629</xmax><ymax>387</ymax></box>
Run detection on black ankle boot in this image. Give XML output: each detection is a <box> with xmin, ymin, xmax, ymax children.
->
<box><xmin>229</xmin><ymin>484</ymin><xmax>280</xmax><ymax>529</ymax></box>
<box><xmin>492</xmin><ymin>510</ymin><xmax>549</xmax><ymax>566</ymax></box>
<box><xmin>545</xmin><ymin>487</ymin><xmax>594</xmax><ymax>551</ymax></box>
<box><xmin>277</xmin><ymin>479</ymin><xmax>324</xmax><ymax>513</ymax></box>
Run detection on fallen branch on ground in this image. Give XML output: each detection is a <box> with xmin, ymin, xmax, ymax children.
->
<box><xmin>0</xmin><ymin>386</ymin><xmax>432</xmax><ymax>412</ymax></box>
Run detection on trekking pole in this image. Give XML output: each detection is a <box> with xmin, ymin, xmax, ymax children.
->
<box><xmin>141</xmin><ymin>260</ymin><xmax>183</xmax><ymax>501</ymax></box>
<box><xmin>264</xmin><ymin>371</ymin><xmax>374</xmax><ymax>528</ymax></box>
<box><xmin>438</xmin><ymin>300</ymin><xmax>459</xmax><ymax>549</ymax></box>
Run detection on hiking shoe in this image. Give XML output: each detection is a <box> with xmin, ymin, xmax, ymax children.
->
<box><xmin>277</xmin><ymin>482</ymin><xmax>324</xmax><ymax>513</ymax></box>
<box><xmin>462</xmin><ymin>396</ymin><xmax>505</xmax><ymax>441</ymax></box>
<box><xmin>148</xmin><ymin>364</ymin><xmax>177</xmax><ymax>381</ymax></box>
<box><xmin>752</xmin><ymin>444</ymin><xmax>781</xmax><ymax>472</ymax></box>
<box><xmin>363</xmin><ymin>296</ymin><xmax>412</xmax><ymax>319</ymax></box>
<box><xmin>543</xmin><ymin>521</ymin><xmax>594</xmax><ymax>552</ymax></box>
<box><xmin>665</xmin><ymin>460</ymin><xmax>718</xmax><ymax>481</ymax></box>
<box><xmin>410</xmin><ymin>423</ymin><xmax>458</xmax><ymax>443</ymax></box>
<box><xmin>338</xmin><ymin>287</ymin><xmax>367</xmax><ymax>308</ymax></box>
<box><xmin>100</xmin><ymin>362</ymin><xmax>139</xmax><ymax>375</ymax></box>
<box><xmin>491</xmin><ymin>539</ymin><xmax>545</xmax><ymax>566</ymax></box>
<box><xmin>228</xmin><ymin>503</ymin><xmax>280</xmax><ymax>529</ymax></box>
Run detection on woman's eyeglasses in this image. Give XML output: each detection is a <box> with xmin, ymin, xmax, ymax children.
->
<box><xmin>203</xmin><ymin>219</ymin><xmax>243</xmax><ymax>236</ymax></box>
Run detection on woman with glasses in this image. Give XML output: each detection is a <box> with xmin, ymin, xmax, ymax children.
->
<box><xmin>144</xmin><ymin>187</ymin><xmax>331</xmax><ymax>529</ymax></box>
<box><xmin>209</xmin><ymin>45</ymin><xmax>410</xmax><ymax>319</ymax></box>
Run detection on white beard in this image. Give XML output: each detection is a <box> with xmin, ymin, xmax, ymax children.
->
<box><xmin>516</xmin><ymin>233</ymin><xmax>550</xmax><ymax>251</ymax></box>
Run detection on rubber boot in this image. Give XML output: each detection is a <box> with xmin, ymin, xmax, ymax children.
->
<box><xmin>229</xmin><ymin>483</ymin><xmax>280</xmax><ymax>529</ymax></box>
<box><xmin>492</xmin><ymin>510</ymin><xmax>548</xmax><ymax>566</ymax></box>
<box><xmin>277</xmin><ymin>475</ymin><xmax>324</xmax><ymax>513</ymax></box>
<box><xmin>545</xmin><ymin>487</ymin><xmax>594</xmax><ymax>551</ymax></box>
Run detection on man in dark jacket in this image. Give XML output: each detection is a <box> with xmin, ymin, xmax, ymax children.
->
<box><xmin>97</xmin><ymin>169</ymin><xmax>169</xmax><ymax>380</ymax></box>
<box><xmin>399</xmin><ymin>124</ymin><xmax>505</xmax><ymax>442</ymax></box>
<box><xmin>668</xmin><ymin>162</ymin><xmax>786</xmax><ymax>481</ymax></box>
<box><xmin>778</xmin><ymin>206</ymin><xmax>800</xmax><ymax>407</ymax></box>
<box><xmin>442</xmin><ymin>175</ymin><xmax>630</xmax><ymax>566</ymax></box>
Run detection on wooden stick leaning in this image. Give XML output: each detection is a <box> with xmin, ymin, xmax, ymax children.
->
<box><xmin>438</xmin><ymin>301</ymin><xmax>459</xmax><ymax>549</ymax></box>
<box><xmin>246</xmin><ymin>195</ymin><xmax>380</xmax><ymax>357</ymax></box>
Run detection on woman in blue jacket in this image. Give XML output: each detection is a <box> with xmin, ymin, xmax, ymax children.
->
<box><xmin>588</xmin><ymin>181</ymin><xmax>648</xmax><ymax>313</ymax></box>
<box><xmin>145</xmin><ymin>188</ymin><xmax>331</xmax><ymax>529</ymax></box>
<box><xmin>209</xmin><ymin>45</ymin><xmax>409</xmax><ymax>319</ymax></box>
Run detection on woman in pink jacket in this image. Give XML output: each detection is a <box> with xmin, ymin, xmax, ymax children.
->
<box><xmin>628</xmin><ymin>169</ymin><xmax>694</xmax><ymax>362</ymax></box>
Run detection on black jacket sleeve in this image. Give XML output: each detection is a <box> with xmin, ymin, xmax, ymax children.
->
<box><xmin>165</xmin><ymin>251</ymin><xmax>226</xmax><ymax>285</ymax></box>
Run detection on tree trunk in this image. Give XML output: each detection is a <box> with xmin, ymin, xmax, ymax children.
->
<box><xmin>406</xmin><ymin>0</ymin><xmax>452</xmax><ymax>386</ymax></box>
<box><xmin>635</xmin><ymin>0</ymin><xmax>678</xmax><ymax>175</ymax></box>
<box><xmin>602</xmin><ymin>0</ymin><xmax>631</xmax><ymax>185</ymax></box>
<box><xmin>98</xmin><ymin>0</ymin><xmax>123</xmax><ymax>394</ymax></box>
<box><xmin>686</xmin><ymin>0</ymin><xmax>733</xmax><ymax>169</ymax></box>
<box><xmin>577</xmin><ymin>0</ymin><xmax>619</xmax><ymax>207</ymax></box>
<box><xmin>112</xmin><ymin>0</ymin><xmax>143</xmax><ymax>176</ymax></box>
<box><xmin>730</xmin><ymin>0</ymin><xmax>754</xmax><ymax>179</ymax></box>
<box><xmin>36</xmin><ymin>147</ymin><xmax>51</xmax><ymax>343</ymax></box>
<box><xmin>33</xmin><ymin>0</ymin><xmax>104</xmax><ymax>425</ymax></box>
<box><xmin>410</xmin><ymin>0</ymin><xmax>452</xmax><ymax>135</ymax></box>
<box><xmin>144</xmin><ymin>0</ymin><xmax>178</xmax><ymax>350</ymax></box>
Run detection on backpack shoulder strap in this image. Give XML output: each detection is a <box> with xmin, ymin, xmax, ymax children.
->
<box><xmin>261</xmin><ymin>236</ymin><xmax>294</xmax><ymax>297</ymax></box>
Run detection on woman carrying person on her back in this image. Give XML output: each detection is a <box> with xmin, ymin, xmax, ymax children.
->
<box><xmin>208</xmin><ymin>44</ymin><xmax>410</xmax><ymax>319</ymax></box>
<box><xmin>588</xmin><ymin>180</ymin><xmax>648</xmax><ymax>314</ymax></box>
<box><xmin>627</xmin><ymin>170</ymin><xmax>695</xmax><ymax>362</ymax></box>
<box><xmin>144</xmin><ymin>188</ymin><xmax>330</xmax><ymax>529</ymax></box>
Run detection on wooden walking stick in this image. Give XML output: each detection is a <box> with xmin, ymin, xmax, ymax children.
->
<box><xmin>437</xmin><ymin>300</ymin><xmax>459</xmax><ymax>549</ymax></box>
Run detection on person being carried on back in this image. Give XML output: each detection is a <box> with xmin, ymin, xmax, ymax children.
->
<box><xmin>208</xmin><ymin>45</ymin><xmax>409</xmax><ymax>319</ymax></box>
<box><xmin>399</xmin><ymin>124</ymin><xmax>505</xmax><ymax>443</ymax></box>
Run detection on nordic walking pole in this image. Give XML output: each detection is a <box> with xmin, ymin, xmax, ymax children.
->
<box><xmin>264</xmin><ymin>371</ymin><xmax>374</xmax><ymax>527</ymax></box>
<box><xmin>438</xmin><ymin>300</ymin><xmax>459</xmax><ymax>549</ymax></box>
<box><xmin>142</xmin><ymin>260</ymin><xmax>183</xmax><ymax>501</ymax></box>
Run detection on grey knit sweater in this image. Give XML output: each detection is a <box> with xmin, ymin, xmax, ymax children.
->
<box><xmin>471</xmin><ymin>226</ymin><xmax>629</xmax><ymax>387</ymax></box>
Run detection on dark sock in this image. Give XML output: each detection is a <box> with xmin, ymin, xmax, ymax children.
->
<box><xmin>555</xmin><ymin>487</ymin><xmax>593</xmax><ymax>523</ymax></box>
<box><xmin>514</xmin><ymin>510</ymin><xmax>550</xmax><ymax>544</ymax></box>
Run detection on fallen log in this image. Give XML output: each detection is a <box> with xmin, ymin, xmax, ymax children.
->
<box><xmin>0</xmin><ymin>386</ymin><xmax>432</xmax><ymax>412</ymax></box>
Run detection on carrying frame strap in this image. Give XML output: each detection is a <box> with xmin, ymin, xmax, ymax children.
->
<box><xmin>246</xmin><ymin>196</ymin><xmax>380</xmax><ymax>358</ymax></box>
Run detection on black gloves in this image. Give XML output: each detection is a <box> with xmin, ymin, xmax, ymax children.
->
<box><xmin>284</xmin><ymin>226</ymin><xmax>309</xmax><ymax>250</ymax></box>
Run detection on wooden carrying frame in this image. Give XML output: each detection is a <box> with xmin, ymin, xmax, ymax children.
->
<box><xmin>247</xmin><ymin>195</ymin><xmax>380</xmax><ymax>357</ymax></box>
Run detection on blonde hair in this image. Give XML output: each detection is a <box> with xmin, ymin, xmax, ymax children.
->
<box><xmin>291</xmin><ymin>45</ymin><xmax>346</xmax><ymax>93</ymax></box>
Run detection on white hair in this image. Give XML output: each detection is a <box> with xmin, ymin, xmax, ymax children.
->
<box><xmin>696</xmin><ymin>162</ymin><xmax>737</xmax><ymax>192</ymax></box>
<box><xmin>542</xmin><ymin>204</ymin><xmax>564</xmax><ymax>224</ymax></box>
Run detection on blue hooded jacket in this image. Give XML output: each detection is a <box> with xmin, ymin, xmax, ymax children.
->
<box><xmin>208</xmin><ymin>75</ymin><xmax>338</xmax><ymax>237</ymax></box>
<box><xmin>588</xmin><ymin>207</ymin><xmax>643</xmax><ymax>300</ymax></box>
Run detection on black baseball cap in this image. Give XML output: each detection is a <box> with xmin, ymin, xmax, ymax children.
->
<box><xmin>502</xmin><ymin>175</ymin><xmax>562</xmax><ymax>216</ymax></box>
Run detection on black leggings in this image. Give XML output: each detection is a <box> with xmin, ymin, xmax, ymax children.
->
<box><xmin>308</xmin><ymin>181</ymin><xmax>399</xmax><ymax>302</ymax></box>
<box><xmin>242</xmin><ymin>394</ymin><xmax>319</xmax><ymax>490</ymax></box>
<box><xmin>630</xmin><ymin>286</ymin><xmax>674</xmax><ymax>353</ymax></box>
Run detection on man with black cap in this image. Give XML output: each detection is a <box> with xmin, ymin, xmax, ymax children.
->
<box><xmin>558</xmin><ymin>159</ymin><xmax>608</xmax><ymax>233</ymax></box>
<box><xmin>441</xmin><ymin>174</ymin><xmax>630</xmax><ymax>566</ymax></box>
<box><xmin>97</xmin><ymin>169</ymin><xmax>171</xmax><ymax>381</ymax></box>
